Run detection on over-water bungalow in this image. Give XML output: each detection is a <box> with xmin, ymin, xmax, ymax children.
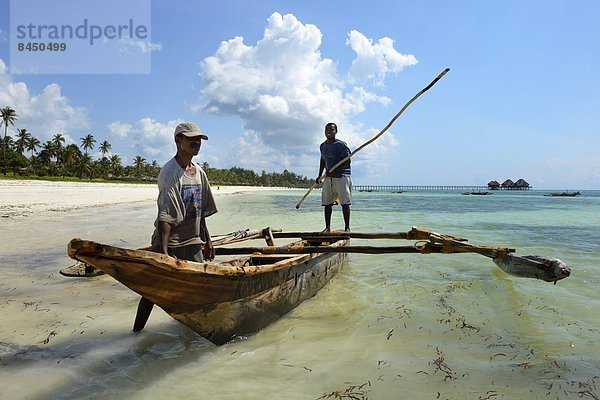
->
<box><xmin>501</xmin><ymin>179</ymin><xmax>515</xmax><ymax>189</ymax></box>
<box><xmin>514</xmin><ymin>178</ymin><xmax>531</xmax><ymax>190</ymax></box>
<box><xmin>487</xmin><ymin>180</ymin><xmax>500</xmax><ymax>190</ymax></box>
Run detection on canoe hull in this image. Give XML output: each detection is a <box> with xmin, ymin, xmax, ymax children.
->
<box><xmin>172</xmin><ymin>251</ymin><xmax>346</xmax><ymax>344</ymax></box>
<box><xmin>68</xmin><ymin>238</ymin><xmax>348</xmax><ymax>345</ymax></box>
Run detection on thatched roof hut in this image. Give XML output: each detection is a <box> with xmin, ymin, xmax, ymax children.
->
<box><xmin>487</xmin><ymin>180</ymin><xmax>500</xmax><ymax>189</ymax></box>
<box><xmin>501</xmin><ymin>179</ymin><xmax>515</xmax><ymax>188</ymax></box>
<box><xmin>514</xmin><ymin>178</ymin><xmax>530</xmax><ymax>188</ymax></box>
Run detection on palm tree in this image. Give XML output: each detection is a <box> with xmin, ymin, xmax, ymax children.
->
<box><xmin>77</xmin><ymin>153</ymin><xmax>94</xmax><ymax>179</ymax></box>
<box><xmin>133</xmin><ymin>155</ymin><xmax>146</xmax><ymax>178</ymax></box>
<box><xmin>109</xmin><ymin>154</ymin><xmax>122</xmax><ymax>177</ymax></box>
<box><xmin>25</xmin><ymin>135</ymin><xmax>41</xmax><ymax>159</ymax></box>
<box><xmin>1</xmin><ymin>106</ymin><xmax>18</xmax><ymax>174</ymax></box>
<box><xmin>39</xmin><ymin>140</ymin><xmax>56</xmax><ymax>164</ymax></box>
<box><xmin>0</xmin><ymin>135</ymin><xmax>15</xmax><ymax>152</ymax></box>
<box><xmin>62</xmin><ymin>144</ymin><xmax>81</xmax><ymax>176</ymax></box>
<box><xmin>146</xmin><ymin>160</ymin><xmax>160</xmax><ymax>178</ymax></box>
<box><xmin>80</xmin><ymin>134</ymin><xmax>96</xmax><ymax>156</ymax></box>
<box><xmin>15</xmin><ymin>128</ymin><xmax>32</xmax><ymax>155</ymax></box>
<box><xmin>52</xmin><ymin>133</ymin><xmax>66</xmax><ymax>148</ymax></box>
<box><xmin>51</xmin><ymin>133</ymin><xmax>65</xmax><ymax>165</ymax></box>
<box><xmin>99</xmin><ymin>140</ymin><xmax>111</xmax><ymax>158</ymax></box>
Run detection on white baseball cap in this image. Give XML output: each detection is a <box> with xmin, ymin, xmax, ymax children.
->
<box><xmin>174</xmin><ymin>122</ymin><xmax>208</xmax><ymax>140</ymax></box>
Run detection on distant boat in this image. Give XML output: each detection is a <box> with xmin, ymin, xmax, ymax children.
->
<box><xmin>544</xmin><ymin>191</ymin><xmax>581</xmax><ymax>197</ymax></box>
<box><xmin>462</xmin><ymin>191</ymin><xmax>492</xmax><ymax>195</ymax></box>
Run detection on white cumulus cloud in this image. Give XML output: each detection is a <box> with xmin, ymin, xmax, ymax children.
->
<box><xmin>196</xmin><ymin>12</ymin><xmax>417</xmax><ymax>177</ymax></box>
<box><xmin>107</xmin><ymin>121</ymin><xmax>134</xmax><ymax>138</ymax></box>
<box><xmin>0</xmin><ymin>59</ymin><xmax>90</xmax><ymax>145</ymax></box>
<box><xmin>107</xmin><ymin>117</ymin><xmax>183</xmax><ymax>164</ymax></box>
<box><xmin>118</xmin><ymin>38</ymin><xmax>163</xmax><ymax>54</ymax></box>
<box><xmin>346</xmin><ymin>30</ymin><xmax>418</xmax><ymax>87</ymax></box>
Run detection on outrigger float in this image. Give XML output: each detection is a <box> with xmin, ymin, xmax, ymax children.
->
<box><xmin>66</xmin><ymin>227</ymin><xmax>571</xmax><ymax>345</ymax></box>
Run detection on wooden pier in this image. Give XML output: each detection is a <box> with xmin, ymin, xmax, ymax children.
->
<box><xmin>354</xmin><ymin>185</ymin><xmax>531</xmax><ymax>192</ymax></box>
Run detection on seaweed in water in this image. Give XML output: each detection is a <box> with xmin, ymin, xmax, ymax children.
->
<box><xmin>428</xmin><ymin>347</ymin><xmax>457</xmax><ymax>382</ymax></box>
<box><xmin>565</xmin><ymin>376</ymin><xmax>599</xmax><ymax>400</ymax></box>
<box><xmin>317</xmin><ymin>381</ymin><xmax>371</xmax><ymax>400</ymax></box>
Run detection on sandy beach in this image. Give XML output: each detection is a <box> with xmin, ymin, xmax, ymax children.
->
<box><xmin>0</xmin><ymin>179</ymin><xmax>290</xmax><ymax>219</ymax></box>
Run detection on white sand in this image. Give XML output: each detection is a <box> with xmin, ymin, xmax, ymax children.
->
<box><xmin>0</xmin><ymin>179</ymin><xmax>291</xmax><ymax>218</ymax></box>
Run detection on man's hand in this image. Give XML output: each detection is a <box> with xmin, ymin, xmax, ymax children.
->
<box><xmin>203</xmin><ymin>241</ymin><xmax>215</xmax><ymax>261</ymax></box>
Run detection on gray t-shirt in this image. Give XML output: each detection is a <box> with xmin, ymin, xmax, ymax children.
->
<box><xmin>151</xmin><ymin>158</ymin><xmax>217</xmax><ymax>249</ymax></box>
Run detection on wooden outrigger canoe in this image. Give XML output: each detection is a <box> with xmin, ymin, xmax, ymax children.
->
<box><xmin>66</xmin><ymin>226</ymin><xmax>571</xmax><ymax>345</ymax></box>
<box><xmin>67</xmin><ymin>233</ymin><xmax>348</xmax><ymax>345</ymax></box>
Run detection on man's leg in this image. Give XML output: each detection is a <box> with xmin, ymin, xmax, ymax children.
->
<box><xmin>324</xmin><ymin>205</ymin><xmax>333</xmax><ymax>232</ymax></box>
<box><xmin>336</xmin><ymin>176</ymin><xmax>352</xmax><ymax>232</ymax></box>
<box><xmin>133</xmin><ymin>297</ymin><xmax>154</xmax><ymax>332</ymax></box>
<box><xmin>342</xmin><ymin>205</ymin><xmax>350</xmax><ymax>232</ymax></box>
<box><xmin>133</xmin><ymin>245</ymin><xmax>162</xmax><ymax>332</ymax></box>
<box><xmin>132</xmin><ymin>245</ymin><xmax>203</xmax><ymax>332</ymax></box>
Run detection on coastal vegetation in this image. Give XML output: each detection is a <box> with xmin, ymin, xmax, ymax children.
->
<box><xmin>0</xmin><ymin>105</ymin><xmax>312</xmax><ymax>187</ymax></box>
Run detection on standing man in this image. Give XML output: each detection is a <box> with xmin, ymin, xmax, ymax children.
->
<box><xmin>133</xmin><ymin>121</ymin><xmax>218</xmax><ymax>332</ymax></box>
<box><xmin>317</xmin><ymin>122</ymin><xmax>352</xmax><ymax>232</ymax></box>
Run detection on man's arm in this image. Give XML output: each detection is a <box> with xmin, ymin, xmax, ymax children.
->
<box><xmin>317</xmin><ymin>157</ymin><xmax>325</xmax><ymax>183</ymax></box>
<box><xmin>158</xmin><ymin>221</ymin><xmax>172</xmax><ymax>256</ymax></box>
<box><xmin>201</xmin><ymin>217</ymin><xmax>215</xmax><ymax>261</ymax></box>
<box><xmin>337</xmin><ymin>143</ymin><xmax>351</xmax><ymax>170</ymax></box>
<box><xmin>337</xmin><ymin>158</ymin><xmax>351</xmax><ymax>170</ymax></box>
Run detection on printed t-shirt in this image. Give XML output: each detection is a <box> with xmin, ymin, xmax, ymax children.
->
<box><xmin>151</xmin><ymin>158</ymin><xmax>217</xmax><ymax>248</ymax></box>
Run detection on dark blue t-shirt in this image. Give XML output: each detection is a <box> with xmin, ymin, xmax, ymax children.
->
<box><xmin>320</xmin><ymin>139</ymin><xmax>351</xmax><ymax>178</ymax></box>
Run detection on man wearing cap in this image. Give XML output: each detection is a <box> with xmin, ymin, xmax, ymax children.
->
<box><xmin>133</xmin><ymin>121</ymin><xmax>217</xmax><ymax>332</ymax></box>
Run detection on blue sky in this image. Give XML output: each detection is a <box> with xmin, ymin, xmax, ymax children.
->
<box><xmin>1</xmin><ymin>0</ymin><xmax>599</xmax><ymax>189</ymax></box>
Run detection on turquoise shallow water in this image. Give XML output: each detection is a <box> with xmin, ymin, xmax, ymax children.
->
<box><xmin>0</xmin><ymin>189</ymin><xmax>598</xmax><ymax>399</ymax></box>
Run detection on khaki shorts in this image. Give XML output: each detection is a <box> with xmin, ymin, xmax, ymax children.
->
<box><xmin>321</xmin><ymin>176</ymin><xmax>352</xmax><ymax>206</ymax></box>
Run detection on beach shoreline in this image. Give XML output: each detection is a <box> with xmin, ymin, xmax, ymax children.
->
<box><xmin>0</xmin><ymin>179</ymin><xmax>301</xmax><ymax>219</ymax></box>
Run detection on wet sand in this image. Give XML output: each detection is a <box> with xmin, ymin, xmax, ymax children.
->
<box><xmin>0</xmin><ymin>180</ymin><xmax>306</xmax><ymax>399</ymax></box>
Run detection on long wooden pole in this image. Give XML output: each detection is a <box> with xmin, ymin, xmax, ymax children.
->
<box><xmin>270</xmin><ymin>229</ymin><xmax>466</xmax><ymax>242</ymax></box>
<box><xmin>212</xmin><ymin>242</ymin><xmax>570</xmax><ymax>283</ymax></box>
<box><xmin>295</xmin><ymin>67</ymin><xmax>450</xmax><ymax>209</ymax></box>
<box><xmin>214</xmin><ymin>243</ymin><xmax>510</xmax><ymax>256</ymax></box>
<box><xmin>216</xmin><ymin>245</ymin><xmax>436</xmax><ymax>255</ymax></box>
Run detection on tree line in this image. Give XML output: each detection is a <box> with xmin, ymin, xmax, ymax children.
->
<box><xmin>0</xmin><ymin>105</ymin><xmax>313</xmax><ymax>187</ymax></box>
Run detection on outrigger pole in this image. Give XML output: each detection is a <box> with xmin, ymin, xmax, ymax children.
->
<box><xmin>214</xmin><ymin>227</ymin><xmax>572</xmax><ymax>284</ymax></box>
<box><xmin>295</xmin><ymin>67</ymin><xmax>450</xmax><ymax>209</ymax></box>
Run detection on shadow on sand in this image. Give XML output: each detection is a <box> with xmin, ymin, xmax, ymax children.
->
<box><xmin>1</xmin><ymin>322</ymin><xmax>216</xmax><ymax>399</ymax></box>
